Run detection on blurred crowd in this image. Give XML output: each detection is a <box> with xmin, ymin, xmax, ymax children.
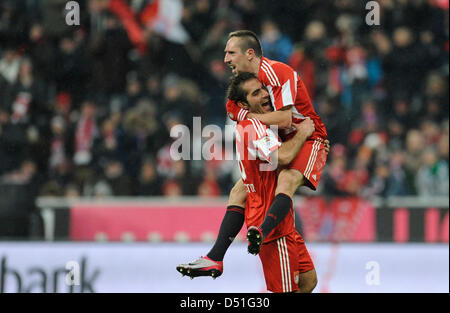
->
<box><xmin>0</xmin><ymin>0</ymin><xmax>448</xmax><ymax>200</ymax></box>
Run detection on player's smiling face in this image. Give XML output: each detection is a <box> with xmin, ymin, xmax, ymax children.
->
<box><xmin>242</xmin><ymin>78</ymin><xmax>273</xmax><ymax>114</ymax></box>
<box><xmin>224</xmin><ymin>37</ymin><xmax>252</xmax><ymax>75</ymax></box>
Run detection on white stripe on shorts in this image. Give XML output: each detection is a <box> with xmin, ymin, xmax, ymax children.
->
<box><xmin>277</xmin><ymin>237</ymin><xmax>292</xmax><ymax>292</ymax></box>
<box><xmin>282</xmin><ymin>237</ymin><xmax>292</xmax><ymax>291</ymax></box>
<box><xmin>304</xmin><ymin>140</ymin><xmax>321</xmax><ymax>179</ymax></box>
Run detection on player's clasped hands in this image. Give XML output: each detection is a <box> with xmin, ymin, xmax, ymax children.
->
<box><xmin>294</xmin><ymin>117</ymin><xmax>331</xmax><ymax>155</ymax></box>
<box><xmin>293</xmin><ymin>117</ymin><xmax>315</xmax><ymax>138</ymax></box>
<box><xmin>323</xmin><ymin>139</ymin><xmax>330</xmax><ymax>154</ymax></box>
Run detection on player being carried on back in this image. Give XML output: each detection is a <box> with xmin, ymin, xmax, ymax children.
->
<box><xmin>177</xmin><ymin>30</ymin><xmax>328</xmax><ymax>282</ymax></box>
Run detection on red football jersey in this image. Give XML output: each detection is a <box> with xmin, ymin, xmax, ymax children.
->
<box><xmin>258</xmin><ymin>56</ymin><xmax>327</xmax><ymax>140</ymax></box>
<box><xmin>235</xmin><ymin>118</ymin><xmax>296</xmax><ymax>243</ymax></box>
<box><xmin>226</xmin><ymin>57</ymin><xmax>327</xmax><ymax>140</ymax></box>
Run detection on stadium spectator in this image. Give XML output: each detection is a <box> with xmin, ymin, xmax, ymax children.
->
<box><xmin>0</xmin><ymin>107</ymin><xmax>29</xmax><ymax>173</ymax></box>
<box><xmin>383</xmin><ymin>26</ymin><xmax>427</xmax><ymax>101</ymax></box>
<box><xmin>135</xmin><ymin>158</ymin><xmax>162</xmax><ymax>196</ymax></box>
<box><xmin>73</xmin><ymin>100</ymin><xmax>98</xmax><ymax>165</ymax></box>
<box><xmin>321</xmin><ymin>145</ymin><xmax>350</xmax><ymax>197</ymax></box>
<box><xmin>0</xmin><ymin>47</ymin><xmax>20</xmax><ymax>85</ymax></box>
<box><xmin>416</xmin><ymin>147</ymin><xmax>449</xmax><ymax>196</ymax></box>
<box><xmin>404</xmin><ymin>129</ymin><xmax>426</xmax><ymax>175</ymax></box>
<box><xmin>92</xmin><ymin>179</ymin><xmax>113</xmax><ymax>198</ymax></box>
<box><xmin>92</xmin><ymin>114</ymin><xmax>136</xmax><ymax>174</ymax></box>
<box><xmin>288</xmin><ymin>44</ymin><xmax>316</xmax><ymax>100</ymax></box>
<box><xmin>385</xmin><ymin>150</ymin><xmax>413</xmax><ymax>196</ymax></box>
<box><xmin>54</xmin><ymin>34</ymin><xmax>89</xmax><ymax>106</ymax></box>
<box><xmin>197</xmin><ymin>166</ymin><xmax>221</xmax><ymax>198</ymax></box>
<box><xmin>162</xmin><ymin>179</ymin><xmax>183</xmax><ymax>198</ymax></box>
<box><xmin>39</xmin><ymin>180</ymin><xmax>63</xmax><ymax>197</ymax></box>
<box><xmin>101</xmin><ymin>159</ymin><xmax>133</xmax><ymax>196</ymax></box>
<box><xmin>86</xmin><ymin>12</ymin><xmax>133</xmax><ymax>96</ymax></box>
<box><xmin>7</xmin><ymin>58</ymin><xmax>47</xmax><ymax>125</ymax></box>
<box><xmin>48</xmin><ymin>116</ymin><xmax>71</xmax><ymax>173</ymax></box>
<box><xmin>260</xmin><ymin>19</ymin><xmax>293</xmax><ymax>63</ymax></box>
<box><xmin>64</xmin><ymin>183</ymin><xmax>81</xmax><ymax>199</ymax></box>
<box><xmin>26</xmin><ymin>22</ymin><xmax>55</xmax><ymax>83</ymax></box>
<box><xmin>362</xmin><ymin>162</ymin><xmax>390</xmax><ymax>197</ymax></box>
<box><xmin>124</xmin><ymin>72</ymin><xmax>144</xmax><ymax>110</ymax></box>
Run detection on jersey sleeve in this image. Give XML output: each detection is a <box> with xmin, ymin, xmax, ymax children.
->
<box><xmin>260</xmin><ymin>60</ymin><xmax>298</xmax><ymax>111</ymax></box>
<box><xmin>226</xmin><ymin>99</ymin><xmax>249</xmax><ymax>122</ymax></box>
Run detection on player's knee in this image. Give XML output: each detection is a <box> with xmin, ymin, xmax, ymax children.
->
<box><xmin>276</xmin><ymin>170</ymin><xmax>304</xmax><ymax>195</ymax></box>
<box><xmin>229</xmin><ymin>180</ymin><xmax>247</xmax><ymax>207</ymax></box>
<box><xmin>306</xmin><ymin>274</ymin><xmax>318</xmax><ymax>293</ymax></box>
<box><xmin>297</xmin><ymin>270</ymin><xmax>317</xmax><ymax>293</ymax></box>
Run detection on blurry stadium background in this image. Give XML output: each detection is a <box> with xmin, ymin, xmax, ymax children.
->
<box><xmin>0</xmin><ymin>0</ymin><xmax>448</xmax><ymax>293</ymax></box>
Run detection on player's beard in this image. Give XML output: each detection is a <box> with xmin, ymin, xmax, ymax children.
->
<box><xmin>249</xmin><ymin>103</ymin><xmax>266</xmax><ymax>114</ymax></box>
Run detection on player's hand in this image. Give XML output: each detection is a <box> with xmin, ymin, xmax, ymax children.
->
<box><xmin>294</xmin><ymin>117</ymin><xmax>315</xmax><ymax>138</ymax></box>
<box><xmin>324</xmin><ymin>139</ymin><xmax>331</xmax><ymax>154</ymax></box>
<box><xmin>226</xmin><ymin>99</ymin><xmax>248</xmax><ymax>122</ymax></box>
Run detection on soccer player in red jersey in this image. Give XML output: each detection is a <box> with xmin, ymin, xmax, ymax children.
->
<box><xmin>224</xmin><ymin>30</ymin><xmax>327</xmax><ymax>199</ymax></box>
<box><xmin>178</xmin><ymin>72</ymin><xmax>318</xmax><ymax>292</ymax></box>
<box><xmin>176</xmin><ymin>31</ymin><xmax>328</xmax><ymax>285</ymax></box>
<box><xmin>225</xmin><ymin>30</ymin><xmax>328</xmax><ymax>252</ymax></box>
<box><xmin>231</xmin><ymin>72</ymin><xmax>318</xmax><ymax>292</ymax></box>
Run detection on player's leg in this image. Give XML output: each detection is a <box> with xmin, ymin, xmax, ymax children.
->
<box><xmin>259</xmin><ymin>232</ymin><xmax>306</xmax><ymax>293</ymax></box>
<box><xmin>177</xmin><ymin>179</ymin><xmax>247</xmax><ymax>278</ymax></box>
<box><xmin>252</xmin><ymin>169</ymin><xmax>304</xmax><ymax>242</ymax></box>
<box><xmin>206</xmin><ymin>179</ymin><xmax>247</xmax><ymax>261</ymax></box>
<box><xmin>294</xmin><ymin>231</ymin><xmax>317</xmax><ymax>293</ymax></box>
<box><xmin>296</xmin><ymin>269</ymin><xmax>317</xmax><ymax>293</ymax></box>
<box><xmin>247</xmin><ymin>169</ymin><xmax>304</xmax><ymax>255</ymax></box>
<box><xmin>227</xmin><ymin>177</ymin><xmax>248</xmax><ymax>207</ymax></box>
<box><xmin>248</xmin><ymin>139</ymin><xmax>327</xmax><ymax>254</ymax></box>
<box><xmin>275</xmin><ymin>168</ymin><xmax>305</xmax><ymax>197</ymax></box>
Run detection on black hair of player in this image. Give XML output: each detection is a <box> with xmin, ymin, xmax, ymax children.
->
<box><xmin>227</xmin><ymin>72</ymin><xmax>258</xmax><ymax>105</ymax></box>
<box><xmin>228</xmin><ymin>30</ymin><xmax>263</xmax><ymax>58</ymax></box>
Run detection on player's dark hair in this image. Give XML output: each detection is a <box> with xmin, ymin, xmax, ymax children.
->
<box><xmin>228</xmin><ymin>30</ymin><xmax>263</xmax><ymax>57</ymax></box>
<box><xmin>227</xmin><ymin>72</ymin><xmax>258</xmax><ymax>104</ymax></box>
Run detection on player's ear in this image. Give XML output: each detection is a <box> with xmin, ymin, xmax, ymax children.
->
<box><xmin>246</xmin><ymin>48</ymin><xmax>254</xmax><ymax>60</ymax></box>
<box><xmin>237</xmin><ymin>101</ymin><xmax>249</xmax><ymax>110</ymax></box>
